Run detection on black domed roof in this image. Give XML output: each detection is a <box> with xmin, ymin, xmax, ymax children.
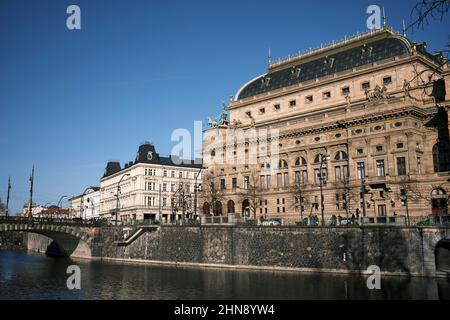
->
<box><xmin>236</xmin><ymin>34</ymin><xmax>412</xmax><ymax>100</ymax></box>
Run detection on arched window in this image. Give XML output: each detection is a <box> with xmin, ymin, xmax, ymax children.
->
<box><xmin>215</xmin><ymin>201</ymin><xmax>222</xmax><ymax>216</ymax></box>
<box><xmin>314</xmin><ymin>154</ymin><xmax>324</xmax><ymax>164</ymax></box>
<box><xmin>278</xmin><ymin>159</ymin><xmax>289</xmax><ymax>169</ymax></box>
<box><xmin>433</xmin><ymin>142</ymin><xmax>450</xmax><ymax>172</ymax></box>
<box><xmin>431</xmin><ymin>188</ymin><xmax>448</xmax><ymax>215</ymax></box>
<box><xmin>295</xmin><ymin>157</ymin><xmax>307</xmax><ymax>166</ymax></box>
<box><xmin>432</xmin><ymin>188</ymin><xmax>446</xmax><ymax>196</ymax></box>
<box><xmin>227</xmin><ymin>200</ymin><xmax>235</xmax><ymax>214</ymax></box>
<box><xmin>203</xmin><ymin>202</ymin><xmax>210</xmax><ymax>215</ymax></box>
<box><xmin>334</xmin><ymin>151</ymin><xmax>348</xmax><ymax>161</ymax></box>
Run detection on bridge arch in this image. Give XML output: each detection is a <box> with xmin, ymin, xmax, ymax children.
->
<box><xmin>435</xmin><ymin>239</ymin><xmax>450</xmax><ymax>273</ymax></box>
<box><xmin>0</xmin><ymin>221</ymin><xmax>94</xmax><ymax>258</ymax></box>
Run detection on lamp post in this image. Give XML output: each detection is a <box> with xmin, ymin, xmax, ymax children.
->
<box><xmin>193</xmin><ymin>168</ymin><xmax>202</xmax><ymax>218</ymax></box>
<box><xmin>57</xmin><ymin>195</ymin><xmax>68</xmax><ymax>218</ymax></box>
<box><xmin>319</xmin><ymin>155</ymin><xmax>330</xmax><ymax>226</ymax></box>
<box><xmin>115</xmin><ymin>174</ymin><xmax>130</xmax><ymax>225</ymax></box>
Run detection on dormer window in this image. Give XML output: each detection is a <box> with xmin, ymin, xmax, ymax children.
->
<box><xmin>305</xmin><ymin>95</ymin><xmax>313</xmax><ymax>103</ymax></box>
<box><xmin>362</xmin><ymin>82</ymin><xmax>370</xmax><ymax>90</ymax></box>
<box><xmin>290</xmin><ymin>67</ymin><xmax>302</xmax><ymax>79</ymax></box>
<box><xmin>324</xmin><ymin>57</ymin><xmax>335</xmax><ymax>69</ymax></box>
<box><xmin>289</xmin><ymin>100</ymin><xmax>296</xmax><ymax>107</ymax></box>
<box><xmin>383</xmin><ymin>76</ymin><xmax>392</xmax><ymax>85</ymax></box>
<box><xmin>323</xmin><ymin>91</ymin><xmax>331</xmax><ymax>99</ymax></box>
<box><xmin>361</xmin><ymin>45</ymin><xmax>373</xmax><ymax>59</ymax></box>
<box><xmin>261</xmin><ymin>77</ymin><xmax>271</xmax><ymax>88</ymax></box>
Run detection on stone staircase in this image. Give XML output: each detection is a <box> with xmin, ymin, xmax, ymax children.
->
<box><xmin>115</xmin><ymin>226</ymin><xmax>158</xmax><ymax>246</ymax></box>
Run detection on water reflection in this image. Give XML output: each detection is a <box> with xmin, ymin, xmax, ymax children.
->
<box><xmin>0</xmin><ymin>251</ymin><xmax>448</xmax><ymax>300</ymax></box>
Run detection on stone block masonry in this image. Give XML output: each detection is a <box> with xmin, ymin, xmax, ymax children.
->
<box><xmin>95</xmin><ymin>225</ymin><xmax>450</xmax><ymax>277</ymax></box>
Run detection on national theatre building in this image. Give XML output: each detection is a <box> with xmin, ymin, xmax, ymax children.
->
<box><xmin>202</xmin><ymin>27</ymin><xmax>450</xmax><ymax>225</ymax></box>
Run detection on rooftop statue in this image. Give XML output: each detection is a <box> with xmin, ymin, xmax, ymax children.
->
<box><xmin>207</xmin><ymin>103</ymin><xmax>230</xmax><ymax>128</ymax></box>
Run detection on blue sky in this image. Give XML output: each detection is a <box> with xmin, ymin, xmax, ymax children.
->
<box><xmin>0</xmin><ymin>0</ymin><xmax>448</xmax><ymax>215</ymax></box>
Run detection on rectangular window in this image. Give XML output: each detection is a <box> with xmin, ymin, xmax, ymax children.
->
<box><xmin>335</xmin><ymin>166</ymin><xmax>341</xmax><ymax>181</ymax></box>
<box><xmin>302</xmin><ymin>170</ymin><xmax>308</xmax><ymax>184</ymax></box>
<box><xmin>377</xmin><ymin>204</ymin><xmax>387</xmax><ymax>216</ymax></box>
<box><xmin>396</xmin><ymin>142</ymin><xmax>404</xmax><ymax>149</ymax></box>
<box><xmin>179</xmin><ymin>171</ymin><xmax>183</xmax><ymax>178</ymax></box>
<box><xmin>284</xmin><ymin>172</ymin><xmax>289</xmax><ymax>188</ymax></box>
<box><xmin>274</xmin><ymin>104</ymin><xmax>280</xmax><ymax>110</ymax></box>
<box><xmin>260</xmin><ymin>176</ymin><xmax>265</xmax><ymax>190</ymax></box>
<box><xmin>163</xmin><ymin>197</ymin><xmax>167</xmax><ymax>207</ymax></box>
<box><xmin>397</xmin><ymin>157</ymin><xmax>407</xmax><ymax>176</ymax></box>
<box><xmin>289</xmin><ymin>100</ymin><xmax>296</xmax><ymax>107</ymax></box>
<box><xmin>383</xmin><ymin>76</ymin><xmax>392</xmax><ymax>85</ymax></box>
<box><xmin>244</xmin><ymin>176</ymin><xmax>249</xmax><ymax>189</ymax></box>
<box><xmin>163</xmin><ymin>183</ymin><xmax>167</xmax><ymax>192</ymax></box>
<box><xmin>232</xmin><ymin>177</ymin><xmax>237</xmax><ymax>189</ymax></box>
<box><xmin>305</xmin><ymin>95</ymin><xmax>313</xmax><ymax>103</ymax></box>
<box><xmin>266</xmin><ymin>175</ymin><xmax>271</xmax><ymax>189</ymax></box>
<box><xmin>362</xmin><ymin>81</ymin><xmax>370</xmax><ymax>90</ymax></box>
<box><xmin>323</xmin><ymin>91</ymin><xmax>331</xmax><ymax>99</ymax></box>
<box><xmin>357</xmin><ymin>162</ymin><xmax>365</xmax><ymax>179</ymax></box>
<box><xmin>259</xmin><ymin>107</ymin><xmax>265</xmax><ymax>114</ymax></box>
<box><xmin>314</xmin><ymin>169</ymin><xmax>320</xmax><ymax>184</ymax></box>
<box><xmin>295</xmin><ymin>171</ymin><xmax>300</xmax><ymax>184</ymax></box>
<box><xmin>171</xmin><ymin>183</ymin><xmax>175</xmax><ymax>192</ymax></box>
<box><xmin>171</xmin><ymin>171</ymin><xmax>175</xmax><ymax>178</ymax></box>
<box><xmin>376</xmin><ymin>160</ymin><xmax>385</xmax><ymax>177</ymax></box>
<box><xmin>343</xmin><ymin>165</ymin><xmax>349</xmax><ymax>180</ymax></box>
<box><xmin>163</xmin><ymin>170</ymin><xmax>167</xmax><ymax>177</ymax></box>
<box><xmin>417</xmin><ymin>157</ymin><xmax>422</xmax><ymax>174</ymax></box>
<box><xmin>342</xmin><ymin>86</ymin><xmax>350</xmax><ymax>95</ymax></box>
<box><xmin>277</xmin><ymin>173</ymin><xmax>282</xmax><ymax>189</ymax></box>
<box><xmin>220</xmin><ymin>179</ymin><xmax>226</xmax><ymax>190</ymax></box>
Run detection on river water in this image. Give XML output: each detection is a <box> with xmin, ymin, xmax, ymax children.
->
<box><xmin>0</xmin><ymin>251</ymin><xmax>448</xmax><ymax>300</ymax></box>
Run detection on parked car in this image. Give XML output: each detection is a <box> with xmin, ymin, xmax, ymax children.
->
<box><xmin>260</xmin><ymin>218</ymin><xmax>282</xmax><ymax>226</ymax></box>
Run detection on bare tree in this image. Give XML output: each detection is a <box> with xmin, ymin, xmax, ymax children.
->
<box><xmin>409</xmin><ymin>0</ymin><xmax>450</xmax><ymax>31</ymax></box>
<box><xmin>288</xmin><ymin>176</ymin><xmax>312</xmax><ymax>224</ymax></box>
<box><xmin>200</xmin><ymin>170</ymin><xmax>224</xmax><ymax>216</ymax></box>
<box><xmin>171</xmin><ymin>176</ymin><xmax>194</xmax><ymax>221</ymax></box>
<box><xmin>238</xmin><ymin>171</ymin><xmax>263</xmax><ymax>220</ymax></box>
<box><xmin>402</xmin><ymin>1</ymin><xmax>450</xmax><ymax>100</ymax></box>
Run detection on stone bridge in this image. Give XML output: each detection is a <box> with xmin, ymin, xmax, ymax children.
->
<box><xmin>0</xmin><ymin>217</ymin><xmax>103</xmax><ymax>258</ymax></box>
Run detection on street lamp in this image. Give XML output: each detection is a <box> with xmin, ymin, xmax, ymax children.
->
<box><xmin>115</xmin><ymin>174</ymin><xmax>130</xmax><ymax>225</ymax></box>
<box><xmin>193</xmin><ymin>168</ymin><xmax>202</xmax><ymax>218</ymax></box>
<box><xmin>319</xmin><ymin>155</ymin><xmax>330</xmax><ymax>226</ymax></box>
<box><xmin>57</xmin><ymin>195</ymin><xmax>68</xmax><ymax>218</ymax></box>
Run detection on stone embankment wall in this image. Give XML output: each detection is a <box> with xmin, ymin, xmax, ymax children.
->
<box><xmin>95</xmin><ymin>226</ymin><xmax>450</xmax><ymax>277</ymax></box>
